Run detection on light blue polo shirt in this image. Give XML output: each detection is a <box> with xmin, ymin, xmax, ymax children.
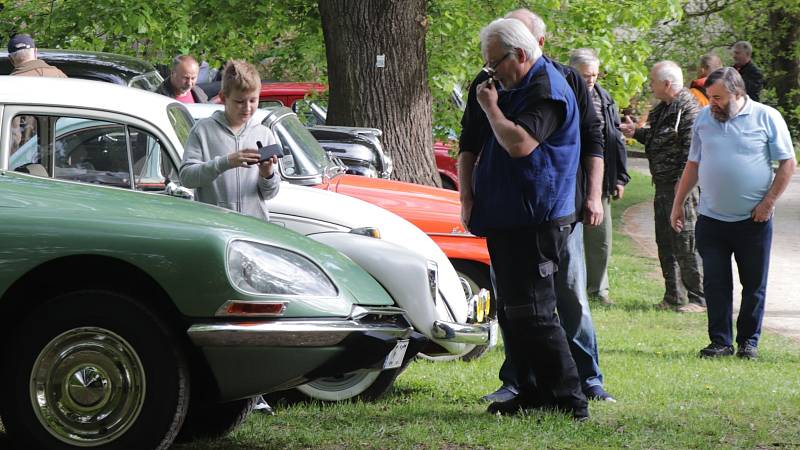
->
<box><xmin>689</xmin><ymin>98</ymin><xmax>795</xmax><ymax>222</ymax></box>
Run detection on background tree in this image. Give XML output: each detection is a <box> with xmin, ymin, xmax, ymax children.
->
<box><xmin>318</xmin><ymin>0</ymin><xmax>438</xmax><ymax>185</ymax></box>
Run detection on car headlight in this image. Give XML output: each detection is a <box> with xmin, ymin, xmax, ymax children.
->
<box><xmin>227</xmin><ymin>240</ymin><xmax>338</xmax><ymax>297</ymax></box>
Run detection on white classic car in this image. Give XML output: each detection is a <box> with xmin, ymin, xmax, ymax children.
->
<box><xmin>187</xmin><ymin>104</ymin><xmax>498</xmax><ymax>400</ymax></box>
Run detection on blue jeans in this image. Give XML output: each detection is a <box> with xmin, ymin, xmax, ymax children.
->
<box><xmin>695</xmin><ymin>215</ymin><xmax>772</xmax><ymax>348</ymax></box>
<box><xmin>496</xmin><ymin>222</ymin><xmax>604</xmax><ymax>392</ymax></box>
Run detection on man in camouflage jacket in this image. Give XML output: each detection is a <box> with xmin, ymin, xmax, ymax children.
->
<box><xmin>621</xmin><ymin>61</ymin><xmax>705</xmax><ymax>312</ymax></box>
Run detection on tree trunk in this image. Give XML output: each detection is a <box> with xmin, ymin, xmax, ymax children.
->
<box><xmin>768</xmin><ymin>7</ymin><xmax>800</xmax><ymax>136</ymax></box>
<box><xmin>318</xmin><ymin>0</ymin><xmax>440</xmax><ymax>186</ymax></box>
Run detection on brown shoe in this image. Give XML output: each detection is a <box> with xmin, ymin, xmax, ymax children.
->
<box><xmin>677</xmin><ymin>303</ymin><xmax>707</xmax><ymax>313</ymax></box>
<box><xmin>654</xmin><ymin>301</ymin><xmax>677</xmax><ymax>311</ymax></box>
<box><xmin>590</xmin><ymin>295</ymin><xmax>615</xmax><ymax>305</ymax></box>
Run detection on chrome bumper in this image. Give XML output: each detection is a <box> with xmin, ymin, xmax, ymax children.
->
<box><xmin>187</xmin><ymin>306</ymin><xmax>412</xmax><ymax>348</ymax></box>
<box><xmin>431</xmin><ymin>319</ymin><xmax>498</xmax><ymax>346</ymax></box>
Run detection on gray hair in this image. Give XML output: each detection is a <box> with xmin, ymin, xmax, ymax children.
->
<box><xmin>171</xmin><ymin>54</ymin><xmax>198</xmax><ymax>70</ymax></box>
<box><xmin>699</xmin><ymin>53</ymin><xmax>722</xmax><ymax>71</ymax></box>
<box><xmin>704</xmin><ymin>67</ymin><xmax>746</xmax><ymax>97</ymax></box>
<box><xmin>480</xmin><ymin>18</ymin><xmax>541</xmax><ymax>63</ymax></box>
<box><xmin>569</xmin><ymin>48</ymin><xmax>600</xmax><ymax>69</ymax></box>
<box><xmin>504</xmin><ymin>9</ymin><xmax>546</xmax><ymax>41</ymax></box>
<box><xmin>732</xmin><ymin>41</ymin><xmax>753</xmax><ymax>56</ymax></box>
<box><xmin>652</xmin><ymin>60</ymin><xmax>683</xmax><ymax>89</ymax></box>
<box><xmin>9</xmin><ymin>48</ymin><xmax>35</xmax><ymax>65</ymax></box>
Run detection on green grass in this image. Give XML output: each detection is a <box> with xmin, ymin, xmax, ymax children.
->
<box><xmin>177</xmin><ymin>169</ymin><xmax>800</xmax><ymax>449</ymax></box>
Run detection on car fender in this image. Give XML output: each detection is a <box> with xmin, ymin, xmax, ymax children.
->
<box><xmin>308</xmin><ymin>231</ymin><xmax>468</xmax><ymax>355</ymax></box>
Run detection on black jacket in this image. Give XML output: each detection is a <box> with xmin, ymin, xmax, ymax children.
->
<box><xmin>156</xmin><ymin>79</ymin><xmax>209</xmax><ymax>103</ymax></box>
<box><xmin>593</xmin><ymin>84</ymin><xmax>629</xmax><ymax>196</ymax></box>
<box><xmin>736</xmin><ymin>61</ymin><xmax>764</xmax><ymax>101</ymax></box>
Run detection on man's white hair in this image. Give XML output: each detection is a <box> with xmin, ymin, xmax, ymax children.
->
<box><xmin>569</xmin><ymin>48</ymin><xmax>600</xmax><ymax>69</ymax></box>
<box><xmin>652</xmin><ymin>60</ymin><xmax>683</xmax><ymax>89</ymax></box>
<box><xmin>9</xmin><ymin>48</ymin><xmax>35</xmax><ymax>66</ymax></box>
<box><xmin>732</xmin><ymin>41</ymin><xmax>753</xmax><ymax>56</ymax></box>
<box><xmin>480</xmin><ymin>18</ymin><xmax>541</xmax><ymax>63</ymax></box>
<box><xmin>504</xmin><ymin>9</ymin><xmax>546</xmax><ymax>41</ymax></box>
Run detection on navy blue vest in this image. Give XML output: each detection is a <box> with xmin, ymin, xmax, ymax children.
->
<box><xmin>468</xmin><ymin>56</ymin><xmax>580</xmax><ymax>237</ymax></box>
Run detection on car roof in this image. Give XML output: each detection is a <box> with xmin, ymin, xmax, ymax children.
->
<box><xmin>0</xmin><ymin>49</ymin><xmax>157</xmax><ymax>83</ymax></box>
<box><xmin>0</xmin><ymin>76</ymin><xmax>178</xmax><ymax>117</ymax></box>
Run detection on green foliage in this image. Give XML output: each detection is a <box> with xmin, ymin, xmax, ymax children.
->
<box><xmin>426</xmin><ymin>0</ymin><xmax>683</xmax><ymax>140</ymax></box>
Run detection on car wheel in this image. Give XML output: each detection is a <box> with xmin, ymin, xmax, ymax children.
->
<box><xmin>293</xmin><ymin>368</ymin><xmax>401</xmax><ymax>402</ymax></box>
<box><xmin>451</xmin><ymin>260</ymin><xmax>493</xmax><ymax>362</ymax></box>
<box><xmin>440</xmin><ymin>176</ymin><xmax>457</xmax><ymax>191</ymax></box>
<box><xmin>0</xmin><ymin>290</ymin><xmax>189</xmax><ymax>450</ymax></box>
<box><xmin>177</xmin><ymin>397</ymin><xmax>257</xmax><ymax>441</ymax></box>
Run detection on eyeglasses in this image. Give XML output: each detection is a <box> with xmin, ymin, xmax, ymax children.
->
<box><xmin>482</xmin><ymin>52</ymin><xmax>513</xmax><ymax>81</ymax></box>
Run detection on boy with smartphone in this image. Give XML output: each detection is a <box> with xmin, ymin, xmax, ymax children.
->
<box><xmin>179</xmin><ymin>59</ymin><xmax>280</xmax><ymax>220</ymax></box>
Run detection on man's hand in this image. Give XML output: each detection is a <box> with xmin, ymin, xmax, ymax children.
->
<box><xmin>583</xmin><ymin>197</ymin><xmax>603</xmax><ymax>226</ymax></box>
<box><xmin>227</xmin><ymin>149</ymin><xmax>260</xmax><ymax>168</ymax></box>
<box><xmin>613</xmin><ymin>184</ymin><xmax>625</xmax><ymax>200</ymax></box>
<box><xmin>751</xmin><ymin>198</ymin><xmax>776</xmax><ymax>222</ymax></box>
<box><xmin>460</xmin><ymin>197</ymin><xmax>473</xmax><ymax>231</ymax></box>
<box><xmin>670</xmin><ymin>202</ymin><xmax>685</xmax><ymax>232</ymax></box>
<box><xmin>476</xmin><ymin>79</ymin><xmax>498</xmax><ymax>113</ymax></box>
<box><xmin>619</xmin><ymin>115</ymin><xmax>636</xmax><ymax>138</ymax></box>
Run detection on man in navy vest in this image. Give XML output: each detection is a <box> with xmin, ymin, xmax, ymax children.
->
<box><xmin>467</xmin><ymin>18</ymin><xmax>587</xmax><ymax>419</ymax></box>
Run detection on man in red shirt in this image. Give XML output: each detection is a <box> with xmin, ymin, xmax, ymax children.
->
<box><xmin>156</xmin><ymin>55</ymin><xmax>208</xmax><ymax>103</ymax></box>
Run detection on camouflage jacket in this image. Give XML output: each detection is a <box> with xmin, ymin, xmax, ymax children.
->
<box><xmin>634</xmin><ymin>89</ymin><xmax>700</xmax><ymax>185</ymax></box>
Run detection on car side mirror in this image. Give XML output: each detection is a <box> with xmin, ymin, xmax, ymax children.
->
<box><xmin>165</xmin><ymin>180</ymin><xmax>194</xmax><ymax>200</ymax></box>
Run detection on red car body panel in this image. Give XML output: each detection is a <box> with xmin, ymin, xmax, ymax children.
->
<box><xmin>212</xmin><ymin>82</ymin><xmax>328</xmax><ymax>106</ymax></box>
<box><xmin>315</xmin><ymin>174</ymin><xmax>490</xmax><ymax>266</ymax></box>
<box><xmin>434</xmin><ymin>141</ymin><xmax>459</xmax><ymax>190</ymax></box>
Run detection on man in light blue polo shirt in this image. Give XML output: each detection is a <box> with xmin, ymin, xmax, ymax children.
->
<box><xmin>670</xmin><ymin>67</ymin><xmax>796</xmax><ymax>359</ymax></box>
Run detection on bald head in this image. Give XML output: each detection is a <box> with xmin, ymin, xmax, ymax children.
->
<box><xmin>504</xmin><ymin>8</ymin><xmax>546</xmax><ymax>45</ymax></box>
<box><xmin>169</xmin><ymin>55</ymin><xmax>199</xmax><ymax>96</ymax></box>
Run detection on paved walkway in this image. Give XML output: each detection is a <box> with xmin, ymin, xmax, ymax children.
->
<box><xmin>622</xmin><ymin>157</ymin><xmax>800</xmax><ymax>342</ymax></box>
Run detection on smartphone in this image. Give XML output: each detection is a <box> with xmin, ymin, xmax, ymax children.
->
<box><xmin>256</xmin><ymin>141</ymin><xmax>284</xmax><ymax>163</ymax></box>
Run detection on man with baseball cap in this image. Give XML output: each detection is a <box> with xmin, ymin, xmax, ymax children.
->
<box><xmin>7</xmin><ymin>33</ymin><xmax>67</xmax><ymax>78</ymax></box>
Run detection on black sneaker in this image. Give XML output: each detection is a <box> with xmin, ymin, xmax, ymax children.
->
<box><xmin>481</xmin><ymin>385</ymin><xmax>518</xmax><ymax>403</ymax></box>
<box><xmin>699</xmin><ymin>342</ymin><xmax>734</xmax><ymax>358</ymax></box>
<box><xmin>736</xmin><ymin>344</ymin><xmax>758</xmax><ymax>359</ymax></box>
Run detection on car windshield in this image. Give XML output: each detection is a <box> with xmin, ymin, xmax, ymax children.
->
<box><xmin>128</xmin><ymin>71</ymin><xmax>164</xmax><ymax>91</ymax></box>
<box><xmin>270</xmin><ymin>114</ymin><xmax>342</xmax><ymax>179</ymax></box>
<box><xmin>167</xmin><ymin>104</ymin><xmax>194</xmax><ymax>148</ymax></box>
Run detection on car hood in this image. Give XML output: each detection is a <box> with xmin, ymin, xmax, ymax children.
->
<box><xmin>325</xmin><ymin>174</ymin><xmax>469</xmax><ymax>236</ymax></box>
<box><xmin>1</xmin><ymin>171</ymin><xmax>392</xmax><ymax>308</ymax></box>
<box><xmin>269</xmin><ymin>182</ymin><xmax>469</xmax><ymax>321</ymax></box>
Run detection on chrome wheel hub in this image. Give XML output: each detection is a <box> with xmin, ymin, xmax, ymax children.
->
<box><xmin>30</xmin><ymin>327</ymin><xmax>146</xmax><ymax>446</ymax></box>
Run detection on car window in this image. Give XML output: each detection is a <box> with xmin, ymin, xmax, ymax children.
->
<box><xmin>129</xmin><ymin>71</ymin><xmax>164</xmax><ymax>92</ymax></box>
<box><xmin>52</xmin><ymin>119</ymin><xmax>132</xmax><ymax>188</ymax></box>
<box><xmin>259</xmin><ymin>100</ymin><xmax>282</xmax><ymax>109</ymax></box>
<box><xmin>9</xmin><ymin>115</ymin><xmax>178</xmax><ymax>191</ymax></box>
<box><xmin>272</xmin><ymin>115</ymin><xmax>332</xmax><ymax>178</ymax></box>
<box><xmin>130</xmin><ymin>127</ymin><xmax>178</xmax><ymax>191</ymax></box>
<box><xmin>167</xmin><ymin>104</ymin><xmax>194</xmax><ymax>148</ymax></box>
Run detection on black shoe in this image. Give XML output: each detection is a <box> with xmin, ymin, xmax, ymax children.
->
<box><xmin>481</xmin><ymin>385</ymin><xmax>518</xmax><ymax>403</ymax></box>
<box><xmin>737</xmin><ymin>344</ymin><xmax>758</xmax><ymax>359</ymax></box>
<box><xmin>487</xmin><ymin>395</ymin><xmax>588</xmax><ymax>421</ymax></box>
<box><xmin>585</xmin><ymin>386</ymin><xmax>617</xmax><ymax>403</ymax></box>
<box><xmin>699</xmin><ymin>342</ymin><xmax>734</xmax><ymax>358</ymax></box>
<box><xmin>486</xmin><ymin>393</ymin><xmax>545</xmax><ymax>416</ymax></box>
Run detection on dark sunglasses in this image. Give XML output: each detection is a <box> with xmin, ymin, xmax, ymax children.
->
<box><xmin>482</xmin><ymin>52</ymin><xmax>513</xmax><ymax>81</ymax></box>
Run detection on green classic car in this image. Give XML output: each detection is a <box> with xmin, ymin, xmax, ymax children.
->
<box><xmin>0</xmin><ymin>77</ymin><xmax>419</xmax><ymax>449</ymax></box>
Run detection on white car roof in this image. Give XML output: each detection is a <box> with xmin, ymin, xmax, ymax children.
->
<box><xmin>0</xmin><ymin>76</ymin><xmax>179</xmax><ymax>117</ymax></box>
<box><xmin>185</xmin><ymin>102</ymin><xmax>270</xmax><ymax>123</ymax></box>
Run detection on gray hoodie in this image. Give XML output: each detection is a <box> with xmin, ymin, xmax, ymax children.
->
<box><xmin>180</xmin><ymin>110</ymin><xmax>280</xmax><ymax>220</ymax></box>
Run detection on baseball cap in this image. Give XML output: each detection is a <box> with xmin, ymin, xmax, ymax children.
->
<box><xmin>8</xmin><ymin>34</ymin><xmax>36</xmax><ymax>53</ymax></box>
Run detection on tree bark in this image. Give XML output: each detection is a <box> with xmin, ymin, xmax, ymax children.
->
<box><xmin>768</xmin><ymin>7</ymin><xmax>800</xmax><ymax>135</ymax></box>
<box><xmin>318</xmin><ymin>0</ymin><xmax>440</xmax><ymax>186</ymax></box>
